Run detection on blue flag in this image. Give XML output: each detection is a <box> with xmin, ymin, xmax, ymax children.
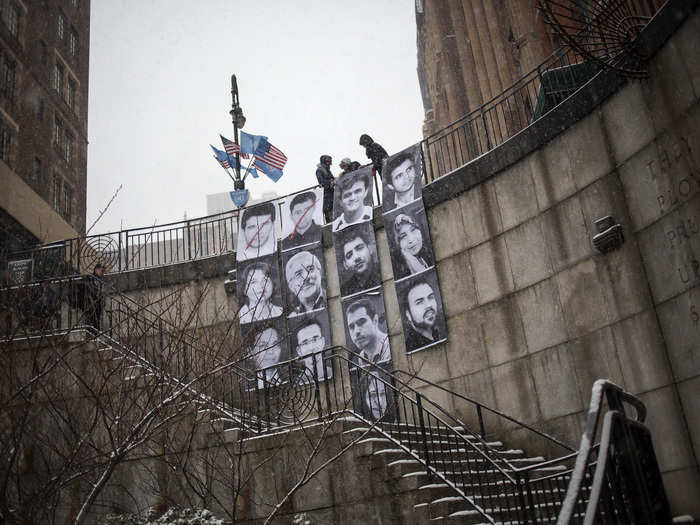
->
<box><xmin>255</xmin><ymin>157</ymin><xmax>283</xmax><ymax>182</ymax></box>
<box><xmin>240</xmin><ymin>131</ymin><xmax>269</xmax><ymax>156</ymax></box>
<box><xmin>243</xmin><ymin>162</ymin><xmax>259</xmax><ymax>179</ymax></box>
<box><xmin>210</xmin><ymin>145</ymin><xmax>231</xmax><ymax>169</ymax></box>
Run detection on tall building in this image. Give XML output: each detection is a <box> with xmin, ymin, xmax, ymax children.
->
<box><xmin>416</xmin><ymin>0</ymin><xmax>555</xmax><ymax>136</ymax></box>
<box><xmin>0</xmin><ymin>0</ymin><xmax>90</xmax><ymax>256</ymax></box>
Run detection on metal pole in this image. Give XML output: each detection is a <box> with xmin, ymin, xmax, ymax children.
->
<box><xmin>230</xmin><ymin>75</ymin><xmax>245</xmax><ymax>191</ymax></box>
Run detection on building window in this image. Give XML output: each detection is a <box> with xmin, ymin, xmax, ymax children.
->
<box><xmin>53</xmin><ymin>175</ymin><xmax>61</xmax><ymax>210</ymax></box>
<box><xmin>37</xmin><ymin>98</ymin><xmax>44</xmax><ymax>120</ymax></box>
<box><xmin>67</xmin><ymin>77</ymin><xmax>76</xmax><ymax>110</ymax></box>
<box><xmin>0</xmin><ymin>121</ymin><xmax>12</xmax><ymax>165</ymax></box>
<box><xmin>8</xmin><ymin>2</ymin><xmax>20</xmax><ymax>38</ymax></box>
<box><xmin>69</xmin><ymin>28</ymin><xmax>78</xmax><ymax>57</ymax></box>
<box><xmin>54</xmin><ymin>116</ymin><xmax>63</xmax><ymax>151</ymax></box>
<box><xmin>71</xmin><ymin>0</ymin><xmax>78</xmax><ymax>8</ymax></box>
<box><xmin>40</xmin><ymin>40</ymin><xmax>47</xmax><ymax>65</ymax></box>
<box><xmin>64</xmin><ymin>131</ymin><xmax>73</xmax><ymax>164</ymax></box>
<box><xmin>54</xmin><ymin>60</ymin><xmax>63</xmax><ymax>95</ymax></box>
<box><xmin>63</xmin><ymin>184</ymin><xmax>72</xmax><ymax>220</ymax></box>
<box><xmin>1</xmin><ymin>56</ymin><xmax>16</xmax><ymax>99</ymax></box>
<box><xmin>32</xmin><ymin>156</ymin><xmax>41</xmax><ymax>183</ymax></box>
<box><xmin>58</xmin><ymin>13</ymin><xmax>65</xmax><ymax>40</ymax></box>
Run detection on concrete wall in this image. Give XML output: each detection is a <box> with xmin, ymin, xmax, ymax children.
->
<box><xmin>109</xmin><ymin>3</ymin><xmax>700</xmax><ymax>517</ymax></box>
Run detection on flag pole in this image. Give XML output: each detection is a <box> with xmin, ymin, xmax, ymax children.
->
<box><xmin>230</xmin><ymin>74</ymin><xmax>246</xmax><ymax>190</ymax></box>
<box><xmin>215</xmin><ymin>156</ymin><xmax>238</xmax><ymax>185</ymax></box>
<box><xmin>241</xmin><ymin>156</ymin><xmax>255</xmax><ymax>182</ymax></box>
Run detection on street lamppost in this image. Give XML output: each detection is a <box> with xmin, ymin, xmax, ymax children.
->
<box><xmin>229</xmin><ymin>74</ymin><xmax>246</xmax><ymax>190</ymax></box>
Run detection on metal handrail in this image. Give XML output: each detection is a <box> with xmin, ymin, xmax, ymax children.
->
<box><xmin>3</xmin><ymin>43</ymin><xmax>598</xmax><ymax>275</ymax></box>
<box><xmin>556</xmin><ymin>379</ymin><xmax>654</xmax><ymax>524</ymax></box>
<box><xmin>4</xmin><ymin>275</ymin><xmax>667</xmax><ymax>523</ymax></box>
<box><xmin>394</xmin><ymin>369</ymin><xmax>576</xmax><ymax>453</ymax></box>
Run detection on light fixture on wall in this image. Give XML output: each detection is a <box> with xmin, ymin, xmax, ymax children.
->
<box><xmin>593</xmin><ymin>216</ymin><xmax>624</xmax><ymax>254</ymax></box>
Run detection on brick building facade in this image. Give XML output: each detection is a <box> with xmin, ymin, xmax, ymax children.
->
<box><xmin>0</xmin><ymin>0</ymin><xmax>90</xmax><ymax>255</ymax></box>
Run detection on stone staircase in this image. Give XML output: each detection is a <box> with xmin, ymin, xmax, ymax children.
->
<box><xmin>344</xmin><ymin>420</ymin><xmax>571</xmax><ymax>523</ymax></box>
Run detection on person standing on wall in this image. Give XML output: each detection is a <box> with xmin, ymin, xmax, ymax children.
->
<box><xmin>316</xmin><ymin>155</ymin><xmax>335</xmax><ymax>223</ymax></box>
<box><xmin>338</xmin><ymin>157</ymin><xmax>359</xmax><ymax>179</ymax></box>
<box><xmin>359</xmin><ymin>134</ymin><xmax>388</xmax><ymax>175</ymax></box>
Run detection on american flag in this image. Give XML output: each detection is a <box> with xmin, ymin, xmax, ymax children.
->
<box><xmin>220</xmin><ymin>135</ymin><xmax>250</xmax><ymax>159</ymax></box>
<box><xmin>210</xmin><ymin>144</ymin><xmax>231</xmax><ymax>169</ymax></box>
<box><xmin>214</xmin><ymin>155</ymin><xmax>230</xmax><ymax>169</ymax></box>
<box><xmin>255</xmin><ymin>143</ymin><xmax>287</xmax><ymax>171</ymax></box>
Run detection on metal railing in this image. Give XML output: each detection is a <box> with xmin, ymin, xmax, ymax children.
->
<box><xmin>418</xmin><ymin>0</ymin><xmax>664</xmax><ymax>183</ymax></box>
<box><xmin>558</xmin><ymin>379</ymin><xmax>672</xmax><ymax>525</ymax></box>
<box><xmin>419</xmin><ymin>45</ymin><xmax>599</xmax><ymax>183</ymax></box>
<box><xmin>2</xmin><ymin>49</ymin><xmax>602</xmax><ymax>277</ymax></box>
<box><xmin>2</xmin><ymin>275</ymin><xmax>672</xmax><ymax>523</ymax></box>
<box><xmin>232</xmin><ymin>347</ymin><xmax>583</xmax><ymax>523</ymax></box>
<box><xmin>5</xmin><ymin>0</ymin><xmax>669</xmax><ymax>279</ymax></box>
<box><xmin>2</xmin><ymin>180</ymin><xmax>386</xmax><ymax>278</ymax></box>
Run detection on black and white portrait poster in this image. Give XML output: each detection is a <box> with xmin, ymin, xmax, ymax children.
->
<box><xmin>281</xmin><ymin>188</ymin><xmax>323</xmax><ymax>251</ymax></box>
<box><xmin>236</xmin><ymin>253</ymin><xmax>284</xmax><ymax>325</ymax></box>
<box><xmin>236</xmin><ymin>201</ymin><xmax>279</xmax><ymax>262</ymax></box>
<box><xmin>341</xmin><ymin>291</ymin><xmax>390</xmax><ymax>367</ymax></box>
<box><xmin>350</xmin><ymin>362</ymin><xmax>397</xmax><ymax>423</ymax></box>
<box><xmin>241</xmin><ymin>318</ymin><xmax>288</xmax><ymax>389</ymax></box>
<box><xmin>381</xmin><ymin>143</ymin><xmax>423</xmax><ymax>212</ymax></box>
<box><xmin>334</xmin><ymin>222</ymin><xmax>381</xmax><ymax>297</ymax></box>
<box><xmin>382</xmin><ymin>143</ymin><xmax>446</xmax><ymax>355</ymax></box>
<box><xmin>384</xmin><ymin>201</ymin><xmax>435</xmax><ymax>282</ymax></box>
<box><xmin>287</xmin><ymin>312</ymin><xmax>333</xmax><ymax>382</ymax></box>
<box><xmin>332</xmin><ymin>165</ymin><xmax>374</xmax><ymax>232</ymax></box>
<box><xmin>283</xmin><ymin>245</ymin><xmax>327</xmax><ymax>317</ymax></box>
<box><xmin>395</xmin><ymin>270</ymin><xmax>447</xmax><ymax>354</ymax></box>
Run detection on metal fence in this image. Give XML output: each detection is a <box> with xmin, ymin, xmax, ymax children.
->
<box><xmin>7</xmin><ymin>1</ymin><xmax>668</xmax><ymax>279</ymax></box>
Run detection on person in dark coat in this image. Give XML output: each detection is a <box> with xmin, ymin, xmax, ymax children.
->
<box><xmin>359</xmin><ymin>134</ymin><xmax>388</xmax><ymax>175</ymax></box>
<box><xmin>84</xmin><ymin>263</ymin><xmax>105</xmax><ymax>330</ymax></box>
<box><xmin>315</xmin><ymin>155</ymin><xmax>335</xmax><ymax>223</ymax></box>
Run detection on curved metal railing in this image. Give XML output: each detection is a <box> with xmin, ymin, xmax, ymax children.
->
<box><xmin>235</xmin><ymin>345</ymin><xmax>584</xmax><ymax>523</ymax></box>
<box><xmin>557</xmin><ymin>379</ymin><xmax>671</xmax><ymax>525</ymax></box>
<box><xmin>5</xmin><ymin>48</ymin><xmax>603</xmax><ymax>277</ymax></box>
<box><xmin>2</xmin><ymin>274</ymin><xmax>671</xmax><ymax>523</ymax></box>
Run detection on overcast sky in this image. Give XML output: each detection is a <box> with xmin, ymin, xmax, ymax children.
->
<box><xmin>87</xmin><ymin>0</ymin><xmax>424</xmax><ymax>235</ymax></box>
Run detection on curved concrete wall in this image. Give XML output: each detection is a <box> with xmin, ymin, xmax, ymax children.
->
<box><xmin>374</xmin><ymin>4</ymin><xmax>699</xmax><ymax>515</ymax></box>
<box><xmin>112</xmin><ymin>2</ymin><xmax>700</xmax><ymax>517</ymax></box>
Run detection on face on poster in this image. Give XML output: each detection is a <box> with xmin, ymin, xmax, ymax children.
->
<box><xmin>342</xmin><ymin>290</ymin><xmax>390</xmax><ymax>366</ymax></box>
<box><xmin>242</xmin><ymin>318</ymin><xmax>288</xmax><ymax>375</ymax></box>
<box><xmin>382</xmin><ymin>144</ymin><xmax>423</xmax><ymax>212</ymax></box>
<box><xmin>236</xmin><ymin>254</ymin><xmax>283</xmax><ymax>325</ymax></box>
<box><xmin>396</xmin><ymin>269</ymin><xmax>447</xmax><ymax>354</ymax></box>
<box><xmin>332</xmin><ymin>166</ymin><xmax>374</xmax><ymax>232</ymax></box>
<box><xmin>349</xmin><ymin>362</ymin><xmax>397</xmax><ymax>423</ymax></box>
<box><xmin>283</xmin><ymin>245</ymin><xmax>327</xmax><ymax>317</ymax></box>
<box><xmin>334</xmin><ymin>222</ymin><xmax>381</xmax><ymax>298</ymax></box>
<box><xmin>384</xmin><ymin>201</ymin><xmax>435</xmax><ymax>282</ymax></box>
<box><xmin>237</xmin><ymin>201</ymin><xmax>279</xmax><ymax>261</ymax></box>
<box><xmin>281</xmin><ymin>188</ymin><xmax>324</xmax><ymax>251</ymax></box>
<box><xmin>288</xmin><ymin>312</ymin><xmax>333</xmax><ymax>382</ymax></box>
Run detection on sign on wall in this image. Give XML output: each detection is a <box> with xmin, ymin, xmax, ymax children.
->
<box><xmin>7</xmin><ymin>259</ymin><xmax>33</xmax><ymax>284</ymax></box>
<box><xmin>332</xmin><ymin>167</ymin><xmax>394</xmax><ymax>421</ymax></box>
<box><xmin>382</xmin><ymin>143</ymin><xmax>447</xmax><ymax>354</ymax></box>
<box><xmin>281</xmin><ymin>192</ymin><xmax>333</xmax><ymax>383</ymax></box>
<box><xmin>235</xmin><ymin>188</ymin><xmax>335</xmax><ymax>389</ymax></box>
